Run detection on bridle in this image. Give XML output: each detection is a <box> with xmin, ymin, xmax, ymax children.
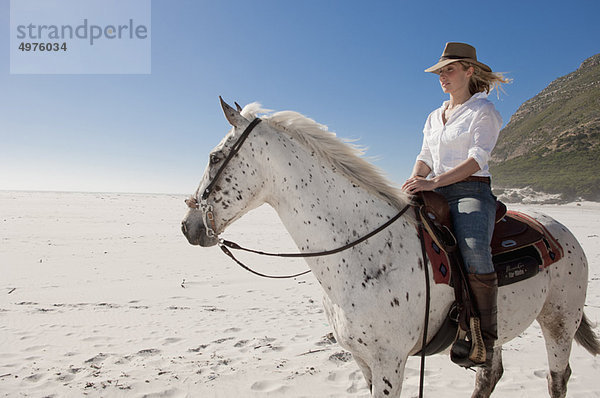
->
<box><xmin>186</xmin><ymin>117</ymin><xmax>263</xmax><ymax>238</ymax></box>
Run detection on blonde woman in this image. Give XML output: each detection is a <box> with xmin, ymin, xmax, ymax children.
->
<box><xmin>402</xmin><ymin>42</ymin><xmax>510</xmax><ymax>367</ymax></box>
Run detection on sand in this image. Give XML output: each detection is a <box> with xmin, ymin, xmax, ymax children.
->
<box><xmin>1</xmin><ymin>191</ymin><xmax>599</xmax><ymax>397</ymax></box>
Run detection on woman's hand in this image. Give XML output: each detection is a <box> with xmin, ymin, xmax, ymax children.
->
<box><xmin>401</xmin><ymin>176</ymin><xmax>438</xmax><ymax>194</ymax></box>
<box><xmin>402</xmin><ymin>158</ymin><xmax>481</xmax><ymax>194</ymax></box>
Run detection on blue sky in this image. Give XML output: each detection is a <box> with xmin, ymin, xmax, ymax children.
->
<box><xmin>1</xmin><ymin>0</ymin><xmax>599</xmax><ymax>194</ymax></box>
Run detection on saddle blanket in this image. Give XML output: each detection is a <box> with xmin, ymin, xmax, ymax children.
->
<box><xmin>424</xmin><ymin>210</ymin><xmax>564</xmax><ymax>287</ymax></box>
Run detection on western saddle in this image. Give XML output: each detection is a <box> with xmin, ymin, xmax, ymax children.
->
<box><xmin>412</xmin><ymin>190</ymin><xmax>564</xmax><ymax>357</ymax></box>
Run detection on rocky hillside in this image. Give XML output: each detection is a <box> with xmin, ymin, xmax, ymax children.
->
<box><xmin>490</xmin><ymin>53</ymin><xmax>600</xmax><ymax>201</ymax></box>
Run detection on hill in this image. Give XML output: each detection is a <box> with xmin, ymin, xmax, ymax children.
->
<box><xmin>490</xmin><ymin>53</ymin><xmax>600</xmax><ymax>201</ymax></box>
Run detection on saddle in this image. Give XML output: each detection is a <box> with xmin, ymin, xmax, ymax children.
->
<box><xmin>417</xmin><ymin>190</ymin><xmax>563</xmax><ymax>287</ymax></box>
<box><xmin>412</xmin><ymin>191</ymin><xmax>564</xmax><ymax>357</ymax></box>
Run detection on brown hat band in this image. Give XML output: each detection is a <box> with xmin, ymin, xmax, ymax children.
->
<box><xmin>440</xmin><ymin>55</ymin><xmax>470</xmax><ymax>60</ymax></box>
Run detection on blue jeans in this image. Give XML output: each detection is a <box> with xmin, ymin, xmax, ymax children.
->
<box><xmin>434</xmin><ymin>182</ymin><xmax>496</xmax><ymax>274</ymax></box>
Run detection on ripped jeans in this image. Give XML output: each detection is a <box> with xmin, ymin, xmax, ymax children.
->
<box><xmin>434</xmin><ymin>181</ymin><xmax>496</xmax><ymax>275</ymax></box>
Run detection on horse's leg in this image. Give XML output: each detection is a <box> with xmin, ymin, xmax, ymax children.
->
<box><xmin>353</xmin><ymin>355</ymin><xmax>373</xmax><ymax>392</ymax></box>
<box><xmin>536</xmin><ymin>290</ymin><xmax>582</xmax><ymax>397</ymax></box>
<box><xmin>322</xmin><ymin>296</ymin><xmax>374</xmax><ymax>392</ymax></box>
<box><xmin>535</xmin><ymin>216</ymin><xmax>589</xmax><ymax>398</ymax></box>
<box><xmin>369</xmin><ymin>356</ymin><xmax>407</xmax><ymax>398</ymax></box>
<box><xmin>546</xmin><ymin>364</ymin><xmax>572</xmax><ymax>398</ymax></box>
<box><xmin>471</xmin><ymin>346</ymin><xmax>504</xmax><ymax>398</ymax></box>
<box><xmin>537</xmin><ymin>312</ymin><xmax>575</xmax><ymax>398</ymax></box>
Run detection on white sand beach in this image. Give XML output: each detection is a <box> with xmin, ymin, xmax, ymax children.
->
<box><xmin>1</xmin><ymin>191</ymin><xmax>599</xmax><ymax>397</ymax></box>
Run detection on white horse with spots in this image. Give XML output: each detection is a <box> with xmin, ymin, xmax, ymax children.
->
<box><xmin>182</xmin><ymin>99</ymin><xmax>599</xmax><ymax>398</ymax></box>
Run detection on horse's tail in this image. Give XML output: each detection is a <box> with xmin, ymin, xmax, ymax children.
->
<box><xmin>575</xmin><ymin>312</ymin><xmax>600</xmax><ymax>356</ymax></box>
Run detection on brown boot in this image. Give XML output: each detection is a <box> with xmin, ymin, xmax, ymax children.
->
<box><xmin>469</xmin><ymin>272</ymin><xmax>498</xmax><ymax>367</ymax></box>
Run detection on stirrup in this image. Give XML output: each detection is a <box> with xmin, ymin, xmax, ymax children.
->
<box><xmin>450</xmin><ymin>317</ymin><xmax>487</xmax><ymax>368</ymax></box>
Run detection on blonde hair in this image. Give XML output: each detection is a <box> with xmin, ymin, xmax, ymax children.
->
<box><xmin>459</xmin><ymin>61</ymin><xmax>511</xmax><ymax>97</ymax></box>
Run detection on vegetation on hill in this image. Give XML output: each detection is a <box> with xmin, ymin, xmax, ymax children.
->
<box><xmin>490</xmin><ymin>53</ymin><xmax>600</xmax><ymax>201</ymax></box>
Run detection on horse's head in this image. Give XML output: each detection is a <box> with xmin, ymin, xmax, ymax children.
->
<box><xmin>181</xmin><ymin>98</ymin><xmax>268</xmax><ymax>247</ymax></box>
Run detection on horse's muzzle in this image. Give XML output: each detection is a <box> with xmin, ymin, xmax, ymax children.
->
<box><xmin>181</xmin><ymin>218</ymin><xmax>219</xmax><ymax>247</ymax></box>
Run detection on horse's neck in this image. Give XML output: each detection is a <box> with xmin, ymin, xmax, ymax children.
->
<box><xmin>263</xmin><ymin>131</ymin><xmax>401</xmax><ymax>258</ymax></box>
<box><xmin>258</xmin><ymin>129</ymin><xmax>433</xmax><ymax>314</ymax></box>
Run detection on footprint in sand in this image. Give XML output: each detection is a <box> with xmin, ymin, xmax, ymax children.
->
<box><xmin>24</xmin><ymin>345</ymin><xmax>46</xmax><ymax>352</ymax></box>
<box><xmin>188</xmin><ymin>344</ymin><xmax>208</xmax><ymax>353</ymax></box>
<box><xmin>140</xmin><ymin>388</ymin><xmax>180</xmax><ymax>397</ymax></box>
<box><xmin>348</xmin><ymin>369</ymin><xmax>364</xmax><ymax>381</ymax></box>
<box><xmin>96</xmin><ymin>303</ymin><xmax>120</xmax><ymax>309</ymax></box>
<box><xmin>252</xmin><ymin>337</ymin><xmax>283</xmax><ymax>352</ymax></box>
<box><xmin>534</xmin><ymin>369</ymin><xmax>548</xmax><ymax>378</ymax></box>
<box><xmin>136</xmin><ymin>348</ymin><xmax>161</xmax><ymax>356</ymax></box>
<box><xmin>68</xmin><ymin>367</ymin><xmax>84</xmax><ymax>374</ymax></box>
<box><xmin>162</xmin><ymin>337</ymin><xmax>182</xmax><ymax>345</ymax></box>
<box><xmin>82</xmin><ymin>335</ymin><xmax>112</xmax><ymax>343</ymax></box>
<box><xmin>251</xmin><ymin>380</ymin><xmax>290</xmax><ymax>394</ymax></box>
<box><xmin>85</xmin><ymin>353</ymin><xmax>108</xmax><ymax>364</ymax></box>
<box><xmin>329</xmin><ymin>351</ymin><xmax>352</xmax><ymax>363</ymax></box>
<box><xmin>56</xmin><ymin>372</ymin><xmax>76</xmax><ymax>382</ymax></box>
<box><xmin>24</xmin><ymin>373</ymin><xmax>44</xmax><ymax>382</ymax></box>
<box><xmin>114</xmin><ymin>356</ymin><xmax>132</xmax><ymax>365</ymax></box>
<box><xmin>212</xmin><ymin>337</ymin><xmax>235</xmax><ymax>345</ymax></box>
<box><xmin>234</xmin><ymin>339</ymin><xmax>249</xmax><ymax>348</ymax></box>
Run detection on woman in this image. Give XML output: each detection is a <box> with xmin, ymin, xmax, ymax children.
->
<box><xmin>402</xmin><ymin>42</ymin><xmax>510</xmax><ymax>367</ymax></box>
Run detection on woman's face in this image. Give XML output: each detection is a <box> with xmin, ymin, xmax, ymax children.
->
<box><xmin>438</xmin><ymin>62</ymin><xmax>473</xmax><ymax>95</ymax></box>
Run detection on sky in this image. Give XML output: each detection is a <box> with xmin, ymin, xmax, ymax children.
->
<box><xmin>1</xmin><ymin>0</ymin><xmax>599</xmax><ymax>194</ymax></box>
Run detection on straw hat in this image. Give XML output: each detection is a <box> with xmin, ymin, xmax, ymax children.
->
<box><xmin>425</xmin><ymin>42</ymin><xmax>492</xmax><ymax>73</ymax></box>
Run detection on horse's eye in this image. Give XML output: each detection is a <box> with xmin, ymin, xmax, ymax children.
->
<box><xmin>210</xmin><ymin>154</ymin><xmax>221</xmax><ymax>165</ymax></box>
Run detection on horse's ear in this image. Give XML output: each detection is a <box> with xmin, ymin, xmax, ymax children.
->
<box><xmin>234</xmin><ymin>102</ymin><xmax>243</xmax><ymax>112</ymax></box>
<box><xmin>220</xmin><ymin>96</ymin><xmax>246</xmax><ymax>128</ymax></box>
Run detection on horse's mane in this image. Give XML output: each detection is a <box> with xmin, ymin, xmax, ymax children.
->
<box><xmin>241</xmin><ymin>102</ymin><xmax>410</xmax><ymax>210</ymax></box>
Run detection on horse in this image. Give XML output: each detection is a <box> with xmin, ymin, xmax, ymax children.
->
<box><xmin>181</xmin><ymin>98</ymin><xmax>600</xmax><ymax>398</ymax></box>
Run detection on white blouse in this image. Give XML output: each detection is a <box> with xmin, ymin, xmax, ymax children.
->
<box><xmin>416</xmin><ymin>92</ymin><xmax>502</xmax><ymax>178</ymax></box>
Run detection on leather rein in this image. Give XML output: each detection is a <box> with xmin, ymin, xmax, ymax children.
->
<box><xmin>218</xmin><ymin>204</ymin><xmax>411</xmax><ymax>278</ymax></box>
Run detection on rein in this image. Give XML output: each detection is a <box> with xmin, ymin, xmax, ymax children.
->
<box><xmin>218</xmin><ymin>203</ymin><xmax>412</xmax><ymax>279</ymax></box>
<box><xmin>416</xmin><ymin>212</ymin><xmax>431</xmax><ymax>398</ymax></box>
